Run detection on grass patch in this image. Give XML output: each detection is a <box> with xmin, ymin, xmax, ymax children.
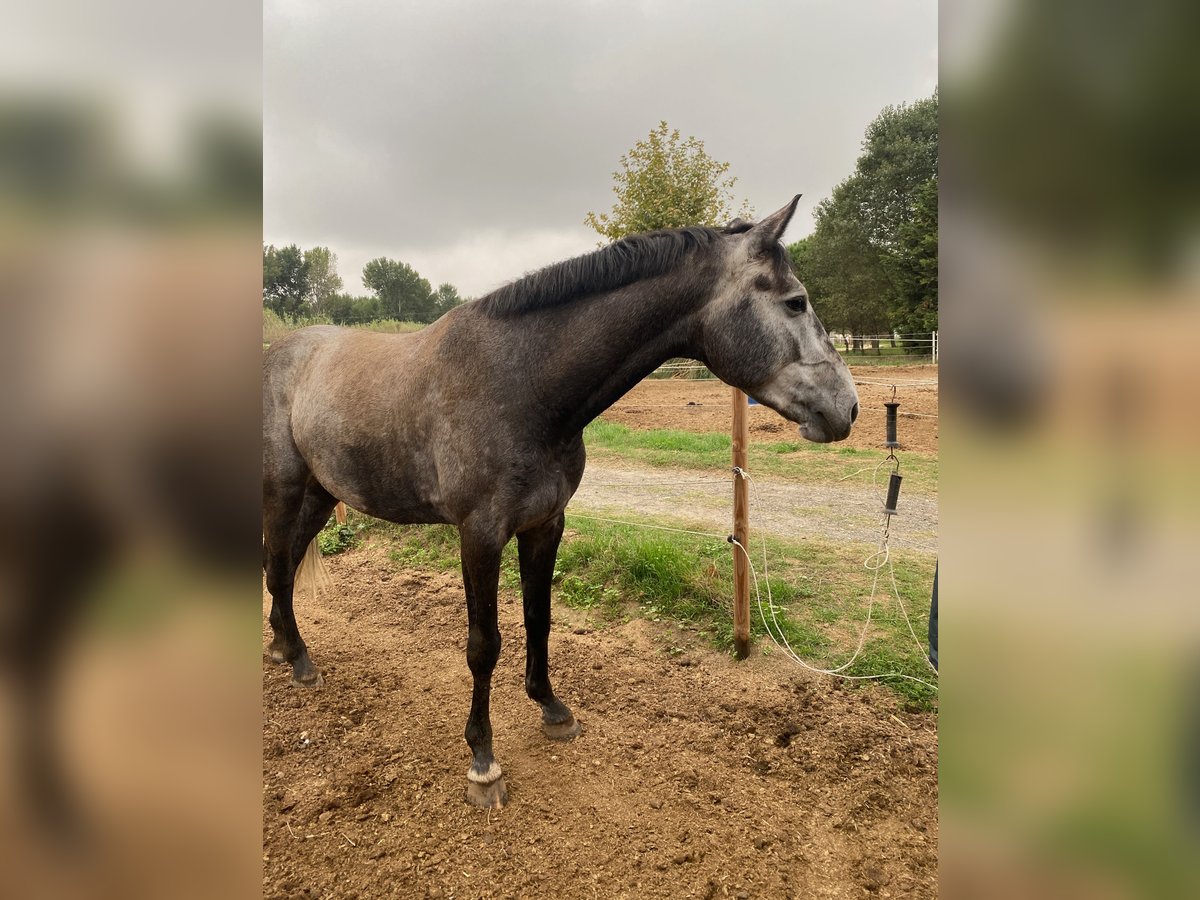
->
<box><xmin>584</xmin><ymin>419</ymin><xmax>938</xmax><ymax>496</ymax></box>
<box><xmin>736</xmin><ymin>530</ymin><xmax>938</xmax><ymax>706</ymax></box>
<box><xmin>376</xmin><ymin>522</ymin><xmax>463</xmax><ymax>571</ymax></box>
<box><xmin>317</xmin><ymin>519</ymin><xmax>367</xmax><ymax>556</ymax></box>
<box><xmin>263</xmin><ymin>308</ymin><xmax>425</xmax><ymax>346</ymax></box>
<box><xmin>335</xmin><ymin>509</ymin><xmax>937</xmax><ymax>708</ymax></box>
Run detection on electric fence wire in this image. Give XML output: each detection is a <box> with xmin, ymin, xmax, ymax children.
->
<box><xmin>731</xmin><ymin>468</ymin><xmax>938</xmax><ymax>691</ymax></box>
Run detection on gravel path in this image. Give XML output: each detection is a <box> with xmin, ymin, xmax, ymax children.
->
<box><xmin>568</xmin><ymin>461</ymin><xmax>938</xmax><ymax>555</ymax></box>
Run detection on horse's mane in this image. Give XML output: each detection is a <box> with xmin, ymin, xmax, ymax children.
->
<box><xmin>476</xmin><ymin>223</ymin><xmax>757</xmax><ymax>317</ymax></box>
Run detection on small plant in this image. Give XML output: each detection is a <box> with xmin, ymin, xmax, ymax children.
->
<box><xmin>317</xmin><ymin>519</ymin><xmax>364</xmax><ymax>556</ymax></box>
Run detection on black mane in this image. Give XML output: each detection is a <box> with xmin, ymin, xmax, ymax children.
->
<box><xmin>477</xmin><ymin>226</ymin><xmax>729</xmax><ymax>317</ymax></box>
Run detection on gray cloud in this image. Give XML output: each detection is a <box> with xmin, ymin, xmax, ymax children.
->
<box><xmin>265</xmin><ymin>0</ymin><xmax>936</xmax><ymax>296</ymax></box>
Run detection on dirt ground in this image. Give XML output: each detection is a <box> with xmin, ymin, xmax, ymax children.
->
<box><xmin>605</xmin><ymin>366</ymin><xmax>938</xmax><ymax>454</ymax></box>
<box><xmin>263</xmin><ymin>546</ymin><xmax>938</xmax><ymax>899</ymax></box>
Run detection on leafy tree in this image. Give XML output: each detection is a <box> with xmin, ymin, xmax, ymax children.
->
<box><xmin>853</xmin><ymin>93</ymin><xmax>938</xmax><ymax>254</ymax></box>
<box><xmin>362</xmin><ymin>257</ymin><xmax>435</xmax><ymax>322</ymax></box>
<box><xmin>263</xmin><ymin>244</ymin><xmax>309</xmax><ymax>317</ymax></box>
<box><xmin>786</xmin><ymin>235</ymin><xmax>811</xmax><ymax>275</ymax></box>
<box><xmin>799</xmin><ymin>182</ymin><xmax>892</xmax><ymax>345</ymax></box>
<box><xmin>787</xmin><ymin>92</ymin><xmax>938</xmax><ymax>341</ymax></box>
<box><xmin>348</xmin><ymin>294</ymin><xmax>382</xmax><ymax>323</ymax></box>
<box><xmin>585</xmin><ymin>121</ymin><xmax>752</xmax><ymax>241</ymax></box>
<box><xmin>304</xmin><ymin>246</ymin><xmax>343</xmax><ymax>310</ymax></box>
<box><xmin>317</xmin><ymin>291</ymin><xmax>357</xmax><ymax>324</ymax></box>
<box><xmin>889</xmin><ymin>176</ymin><xmax>938</xmax><ymax>334</ymax></box>
<box><xmin>851</xmin><ymin>92</ymin><xmax>938</xmax><ymax>338</ymax></box>
<box><xmin>431</xmin><ymin>282</ymin><xmax>463</xmax><ymax>318</ymax></box>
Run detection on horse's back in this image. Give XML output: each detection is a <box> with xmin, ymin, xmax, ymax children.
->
<box><xmin>262</xmin><ymin>325</ymin><xmax>446</xmax><ymax>514</ymax></box>
<box><xmin>264</xmin><ymin>325</ymin><xmax>426</xmax><ymax>398</ymax></box>
<box><xmin>264</xmin><ymin>324</ymin><xmax>355</xmax><ymax>377</ymax></box>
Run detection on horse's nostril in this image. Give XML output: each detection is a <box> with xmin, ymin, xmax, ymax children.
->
<box><xmin>850</xmin><ymin>402</ymin><xmax>859</xmax><ymax>423</ymax></box>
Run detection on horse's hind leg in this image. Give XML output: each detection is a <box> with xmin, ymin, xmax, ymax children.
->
<box><xmin>264</xmin><ymin>479</ymin><xmax>337</xmax><ymax>687</ymax></box>
<box><xmin>460</xmin><ymin>522</ymin><xmax>508</xmax><ymax>808</ymax></box>
<box><xmin>517</xmin><ymin>514</ymin><xmax>580</xmax><ymax>741</ymax></box>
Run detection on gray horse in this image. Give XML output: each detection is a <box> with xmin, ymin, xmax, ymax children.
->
<box><xmin>262</xmin><ymin>197</ymin><xmax>858</xmax><ymax>807</ymax></box>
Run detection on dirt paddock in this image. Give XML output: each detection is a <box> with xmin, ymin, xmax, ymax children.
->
<box><xmin>263</xmin><ymin>546</ymin><xmax>938</xmax><ymax>899</ymax></box>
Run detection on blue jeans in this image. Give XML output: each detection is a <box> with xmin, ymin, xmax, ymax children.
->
<box><xmin>928</xmin><ymin>563</ymin><xmax>938</xmax><ymax>670</ymax></box>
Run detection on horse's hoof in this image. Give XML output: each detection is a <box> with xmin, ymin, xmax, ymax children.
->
<box><xmin>465</xmin><ymin>776</ymin><xmax>508</xmax><ymax>809</ymax></box>
<box><xmin>291</xmin><ymin>670</ymin><xmax>324</xmax><ymax>688</ymax></box>
<box><xmin>543</xmin><ymin>716</ymin><xmax>581</xmax><ymax>741</ymax></box>
<box><xmin>289</xmin><ymin>651</ymin><xmax>323</xmax><ymax>687</ymax></box>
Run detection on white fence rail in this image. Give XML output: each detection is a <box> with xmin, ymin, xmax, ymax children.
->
<box><xmin>651</xmin><ymin>331</ymin><xmax>938</xmax><ymax>378</ymax></box>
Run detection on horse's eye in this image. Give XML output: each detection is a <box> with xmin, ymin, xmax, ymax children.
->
<box><xmin>785</xmin><ymin>296</ymin><xmax>807</xmax><ymax>313</ymax></box>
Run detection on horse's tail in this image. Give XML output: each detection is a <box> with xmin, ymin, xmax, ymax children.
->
<box><xmin>294</xmin><ymin>536</ymin><xmax>333</xmax><ymax>605</ymax></box>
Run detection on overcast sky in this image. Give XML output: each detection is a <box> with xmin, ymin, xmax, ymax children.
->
<box><xmin>264</xmin><ymin>0</ymin><xmax>937</xmax><ymax>298</ymax></box>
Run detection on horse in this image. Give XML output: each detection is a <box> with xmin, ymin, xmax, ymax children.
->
<box><xmin>262</xmin><ymin>196</ymin><xmax>859</xmax><ymax>808</ymax></box>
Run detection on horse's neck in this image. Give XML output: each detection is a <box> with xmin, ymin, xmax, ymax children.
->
<box><xmin>524</xmin><ymin>283</ymin><xmax>708</xmax><ymax>438</ymax></box>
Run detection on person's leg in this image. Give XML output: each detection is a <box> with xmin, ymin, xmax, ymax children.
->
<box><xmin>928</xmin><ymin>562</ymin><xmax>938</xmax><ymax>671</ymax></box>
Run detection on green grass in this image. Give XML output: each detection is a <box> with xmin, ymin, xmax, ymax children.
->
<box><xmin>317</xmin><ymin>520</ymin><xmax>366</xmax><ymax>555</ymax></box>
<box><xmin>583</xmin><ymin>419</ymin><xmax>938</xmax><ymax>496</ymax></box>
<box><xmin>323</xmin><ymin>510</ymin><xmax>937</xmax><ymax>708</ymax></box>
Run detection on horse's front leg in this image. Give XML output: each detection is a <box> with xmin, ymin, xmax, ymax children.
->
<box><xmin>517</xmin><ymin>514</ymin><xmax>580</xmax><ymax>740</ymax></box>
<box><xmin>459</xmin><ymin>525</ymin><xmax>507</xmax><ymax>808</ymax></box>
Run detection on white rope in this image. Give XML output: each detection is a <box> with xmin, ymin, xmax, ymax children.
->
<box><xmin>731</xmin><ymin>537</ymin><xmax>937</xmax><ymax>691</ymax></box>
<box><xmin>732</xmin><ymin>468</ymin><xmax>938</xmax><ymax>691</ymax></box>
<box><xmin>852</xmin><ymin>379</ymin><xmax>939</xmax><ymax>387</ymax></box>
<box><xmin>564</xmin><ymin>512</ymin><xmax>727</xmax><ymax>541</ymax></box>
<box><xmin>630</xmin><ymin>377</ymin><xmax>938</xmax><ymax>387</ymax></box>
<box><xmin>581</xmin><ymin>479</ymin><xmax>726</xmax><ymax>488</ymax></box>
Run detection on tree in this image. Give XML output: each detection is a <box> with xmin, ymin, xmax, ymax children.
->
<box><xmin>850</xmin><ymin>93</ymin><xmax>938</xmax><ymax>336</ymax></box>
<box><xmin>348</xmin><ymin>294</ymin><xmax>382</xmax><ymax>323</ymax></box>
<box><xmin>787</xmin><ymin>92</ymin><xmax>938</xmax><ymax>340</ymax></box>
<box><xmin>317</xmin><ymin>291</ymin><xmax>358</xmax><ymax>324</ymax></box>
<box><xmin>304</xmin><ymin>246</ymin><xmax>343</xmax><ymax>311</ymax></box>
<box><xmin>431</xmin><ymin>283</ymin><xmax>463</xmax><ymax>319</ymax></box>
<box><xmin>796</xmin><ymin>181</ymin><xmax>892</xmax><ymax>345</ymax></box>
<box><xmin>263</xmin><ymin>244</ymin><xmax>309</xmax><ymax>317</ymax></box>
<box><xmin>853</xmin><ymin>93</ymin><xmax>938</xmax><ymax>254</ymax></box>
<box><xmin>787</xmin><ymin>237</ymin><xmax>812</xmax><ymax>289</ymax></box>
<box><xmin>889</xmin><ymin>176</ymin><xmax>938</xmax><ymax>334</ymax></box>
<box><xmin>362</xmin><ymin>257</ymin><xmax>435</xmax><ymax>322</ymax></box>
<box><xmin>585</xmin><ymin>121</ymin><xmax>752</xmax><ymax>241</ymax></box>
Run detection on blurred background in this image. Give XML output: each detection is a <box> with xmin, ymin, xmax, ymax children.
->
<box><xmin>0</xmin><ymin>2</ymin><xmax>261</xmax><ymax>897</ymax></box>
<box><xmin>941</xmin><ymin>0</ymin><xmax>1200</xmax><ymax>896</ymax></box>
<box><xmin>1</xmin><ymin>0</ymin><xmax>1198</xmax><ymax>897</ymax></box>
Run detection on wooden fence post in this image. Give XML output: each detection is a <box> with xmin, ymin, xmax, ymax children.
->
<box><xmin>732</xmin><ymin>387</ymin><xmax>751</xmax><ymax>660</ymax></box>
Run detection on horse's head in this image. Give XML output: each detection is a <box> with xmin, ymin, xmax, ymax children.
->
<box><xmin>700</xmin><ymin>196</ymin><xmax>859</xmax><ymax>443</ymax></box>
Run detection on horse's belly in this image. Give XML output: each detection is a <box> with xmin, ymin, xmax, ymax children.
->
<box><xmin>296</xmin><ymin>422</ymin><xmax>450</xmax><ymax>525</ymax></box>
<box><xmin>348</xmin><ymin>489</ymin><xmax>452</xmax><ymax>527</ymax></box>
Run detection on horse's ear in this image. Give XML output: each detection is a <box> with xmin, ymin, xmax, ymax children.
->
<box><xmin>723</xmin><ymin>217</ymin><xmax>753</xmax><ymax>235</ymax></box>
<box><xmin>753</xmin><ymin>195</ymin><xmax>802</xmax><ymax>249</ymax></box>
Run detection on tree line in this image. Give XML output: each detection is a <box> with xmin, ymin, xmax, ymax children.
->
<box><xmin>263</xmin><ymin>245</ymin><xmax>467</xmax><ymax>325</ymax></box>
